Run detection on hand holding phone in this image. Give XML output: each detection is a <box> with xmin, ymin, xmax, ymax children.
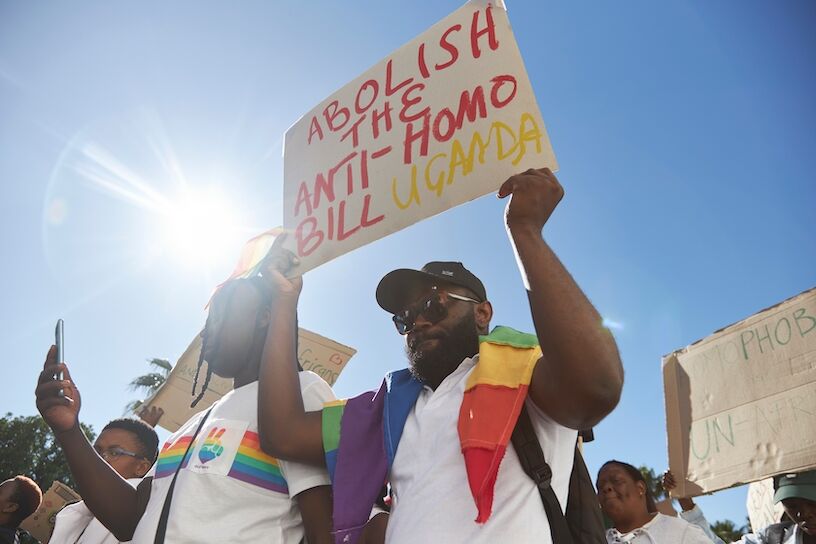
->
<box><xmin>55</xmin><ymin>319</ymin><xmax>64</xmax><ymax>394</ymax></box>
<box><xmin>37</xmin><ymin>325</ymin><xmax>81</xmax><ymax>433</ymax></box>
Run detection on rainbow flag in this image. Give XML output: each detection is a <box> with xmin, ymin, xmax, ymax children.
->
<box><xmin>322</xmin><ymin>327</ymin><xmax>538</xmax><ymax>544</ymax></box>
<box><xmin>154</xmin><ymin>434</ymin><xmax>196</xmax><ymax>479</ymax></box>
<box><xmin>207</xmin><ymin>227</ymin><xmax>283</xmax><ymax>306</ymax></box>
<box><xmin>458</xmin><ymin>326</ymin><xmax>540</xmax><ymax>523</ymax></box>
<box><xmin>322</xmin><ymin>370</ymin><xmax>422</xmax><ymax>544</ymax></box>
<box><xmin>228</xmin><ymin>430</ymin><xmax>288</xmax><ymax>494</ymax></box>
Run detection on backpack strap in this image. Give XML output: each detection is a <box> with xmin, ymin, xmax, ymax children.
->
<box><xmin>153</xmin><ymin>405</ymin><xmax>214</xmax><ymax>544</ymax></box>
<box><xmin>511</xmin><ymin>403</ymin><xmax>574</xmax><ymax>544</ymax></box>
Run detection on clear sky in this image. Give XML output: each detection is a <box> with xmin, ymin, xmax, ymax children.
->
<box><xmin>2</xmin><ymin>0</ymin><xmax>814</xmax><ymax>528</ymax></box>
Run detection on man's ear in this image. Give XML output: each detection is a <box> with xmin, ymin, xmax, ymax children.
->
<box><xmin>135</xmin><ymin>459</ymin><xmax>152</xmax><ymax>478</ymax></box>
<box><xmin>475</xmin><ymin>301</ymin><xmax>493</xmax><ymax>334</ymax></box>
<box><xmin>2</xmin><ymin>502</ymin><xmax>19</xmax><ymax>514</ymax></box>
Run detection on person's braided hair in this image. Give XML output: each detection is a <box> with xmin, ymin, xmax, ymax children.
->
<box><xmin>191</xmin><ymin>276</ymin><xmax>301</xmax><ymax>408</ymax></box>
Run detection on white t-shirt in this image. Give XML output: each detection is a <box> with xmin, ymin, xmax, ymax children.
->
<box><xmin>679</xmin><ymin>505</ymin><xmax>726</xmax><ymax>543</ymax></box>
<box><xmin>736</xmin><ymin>524</ymin><xmax>803</xmax><ymax>544</ymax></box>
<box><xmin>51</xmin><ymin>478</ymin><xmax>141</xmax><ymax>544</ymax></box>
<box><xmin>606</xmin><ymin>513</ymin><xmax>713</xmax><ymax>544</ymax></box>
<box><xmin>385</xmin><ymin>355</ymin><xmax>578</xmax><ymax>544</ymax></box>
<box><xmin>130</xmin><ymin>372</ymin><xmax>334</xmax><ymax>544</ymax></box>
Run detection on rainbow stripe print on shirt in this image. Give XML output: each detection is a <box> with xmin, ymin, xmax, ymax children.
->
<box><xmin>154</xmin><ymin>434</ymin><xmax>196</xmax><ymax>479</ymax></box>
<box><xmin>227</xmin><ymin>430</ymin><xmax>288</xmax><ymax>494</ymax></box>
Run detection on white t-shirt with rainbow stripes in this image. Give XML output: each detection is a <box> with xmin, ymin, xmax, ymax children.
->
<box><xmin>131</xmin><ymin>372</ymin><xmax>334</xmax><ymax>544</ymax></box>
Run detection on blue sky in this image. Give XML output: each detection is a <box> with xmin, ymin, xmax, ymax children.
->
<box><xmin>2</xmin><ymin>0</ymin><xmax>814</xmax><ymax>528</ymax></box>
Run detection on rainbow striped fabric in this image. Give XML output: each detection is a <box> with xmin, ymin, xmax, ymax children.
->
<box><xmin>457</xmin><ymin>326</ymin><xmax>540</xmax><ymax>523</ymax></box>
<box><xmin>228</xmin><ymin>430</ymin><xmax>288</xmax><ymax>494</ymax></box>
<box><xmin>322</xmin><ymin>399</ymin><xmax>347</xmax><ymax>480</ymax></box>
<box><xmin>322</xmin><ymin>369</ymin><xmax>421</xmax><ymax>544</ymax></box>
<box><xmin>207</xmin><ymin>227</ymin><xmax>283</xmax><ymax>306</ymax></box>
<box><xmin>322</xmin><ymin>326</ymin><xmax>539</xmax><ymax>544</ymax></box>
<box><xmin>154</xmin><ymin>434</ymin><xmax>196</xmax><ymax>479</ymax></box>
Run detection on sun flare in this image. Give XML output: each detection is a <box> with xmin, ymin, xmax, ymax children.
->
<box><xmin>159</xmin><ymin>188</ymin><xmax>243</xmax><ymax>266</ymax></box>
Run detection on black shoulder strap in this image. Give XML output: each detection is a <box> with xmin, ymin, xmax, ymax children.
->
<box><xmin>511</xmin><ymin>403</ymin><xmax>574</xmax><ymax>544</ymax></box>
<box><xmin>153</xmin><ymin>405</ymin><xmax>214</xmax><ymax>544</ymax></box>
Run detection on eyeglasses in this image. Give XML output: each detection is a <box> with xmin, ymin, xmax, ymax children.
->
<box><xmin>95</xmin><ymin>446</ymin><xmax>145</xmax><ymax>461</ymax></box>
<box><xmin>392</xmin><ymin>286</ymin><xmax>481</xmax><ymax>335</ymax></box>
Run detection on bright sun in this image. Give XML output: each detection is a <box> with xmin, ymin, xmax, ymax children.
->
<box><xmin>160</xmin><ymin>187</ymin><xmax>243</xmax><ymax>266</ymax></box>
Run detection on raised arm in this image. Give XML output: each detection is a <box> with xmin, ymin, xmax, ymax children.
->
<box><xmin>498</xmin><ymin>168</ymin><xmax>624</xmax><ymax>430</ymax></box>
<box><xmin>256</xmin><ymin>248</ymin><xmax>326</xmax><ymax>466</ymax></box>
<box><xmin>35</xmin><ymin>346</ymin><xmax>147</xmax><ymax>540</ymax></box>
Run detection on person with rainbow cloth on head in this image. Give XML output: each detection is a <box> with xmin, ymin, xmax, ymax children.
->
<box><xmin>256</xmin><ymin>167</ymin><xmax>625</xmax><ymax>544</ymax></box>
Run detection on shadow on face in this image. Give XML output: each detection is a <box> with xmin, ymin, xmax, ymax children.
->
<box><xmin>0</xmin><ymin>479</ymin><xmax>20</xmax><ymax>522</ymax></box>
<box><xmin>400</xmin><ymin>282</ymin><xmax>486</xmax><ymax>389</ymax></box>
<box><xmin>203</xmin><ymin>281</ymin><xmax>268</xmax><ymax>379</ymax></box>
<box><xmin>93</xmin><ymin>429</ymin><xmax>152</xmax><ymax>479</ymax></box>
<box><xmin>782</xmin><ymin>497</ymin><xmax>816</xmax><ymax>536</ymax></box>
<box><xmin>596</xmin><ymin>464</ymin><xmax>648</xmax><ymax>524</ymax></box>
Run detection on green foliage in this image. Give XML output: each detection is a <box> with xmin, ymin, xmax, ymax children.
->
<box><xmin>710</xmin><ymin>518</ymin><xmax>748</xmax><ymax>541</ymax></box>
<box><xmin>638</xmin><ymin>465</ymin><xmax>667</xmax><ymax>501</ymax></box>
<box><xmin>125</xmin><ymin>357</ymin><xmax>172</xmax><ymax>414</ymax></box>
<box><xmin>0</xmin><ymin>412</ymin><xmax>94</xmax><ymax>493</ymax></box>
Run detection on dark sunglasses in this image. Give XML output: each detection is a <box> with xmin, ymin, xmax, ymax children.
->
<box><xmin>392</xmin><ymin>286</ymin><xmax>481</xmax><ymax>335</ymax></box>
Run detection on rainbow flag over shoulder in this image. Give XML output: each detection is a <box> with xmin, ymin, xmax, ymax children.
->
<box><xmin>322</xmin><ymin>326</ymin><xmax>539</xmax><ymax>544</ymax></box>
<box><xmin>458</xmin><ymin>326</ymin><xmax>540</xmax><ymax>523</ymax></box>
<box><xmin>322</xmin><ymin>370</ymin><xmax>422</xmax><ymax>544</ymax></box>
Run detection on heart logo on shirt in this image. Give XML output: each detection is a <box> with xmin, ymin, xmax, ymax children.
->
<box><xmin>198</xmin><ymin>427</ymin><xmax>226</xmax><ymax>464</ymax></box>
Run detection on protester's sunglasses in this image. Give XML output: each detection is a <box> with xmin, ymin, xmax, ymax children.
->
<box><xmin>393</xmin><ymin>286</ymin><xmax>481</xmax><ymax>335</ymax></box>
<box><xmin>95</xmin><ymin>446</ymin><xmax>146</xmax><ymax>461</ymax></box>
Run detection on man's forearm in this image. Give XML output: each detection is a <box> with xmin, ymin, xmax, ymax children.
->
<box><xmin>510</xmin><ymin>226</ymin><xmax>623</xmax><ymax>428</ymax></box>
<box><xmin>56</xmin><ymin>426</ymin><xmax>141</xmax><ymax>539</ymax></box>
<box><xmin>257</xmin><ymin>299</ymin><xmax>325</xmax><ymax>465</ymax></box>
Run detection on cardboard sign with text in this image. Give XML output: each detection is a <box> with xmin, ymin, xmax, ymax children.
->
<box><xmin>283</xmin><ymin>0</ymin><xmax>557</xmax><ymax>273</ymax></box>
<box><xmin>746</xmin><ymin>477</ymin><xmax>786</xmax><ymax>532</ymax></box>
<box><xmin>663</xmin><ymin>287</ymin><xmax>816</xmax><ymax>496</ymax></box>
<box><xmin>20</xmin><ymin>481</ymin><xmax>81</xmax><ymax>543</ymax></box>
<box><xmin>143</xmin><ymin>328</ymin><xmax>356</xmax><ymax>432</ymax></box>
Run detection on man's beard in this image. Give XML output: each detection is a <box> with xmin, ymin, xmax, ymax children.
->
<box><xmin>405</xmin><ymin>312</ymin><xmax>480</xmax><ymax>390</ymax></box>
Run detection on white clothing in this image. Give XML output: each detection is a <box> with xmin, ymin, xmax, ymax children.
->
<box><xmin>51</xmin><ymin>479</ymin><xmax>141</xmax><ymax>544</ymax></box>
<box><xmin>131</xmin><ymin>373</ymin><xmax>334</xmax><ymax>544</ymax></box>
<box><xmin>736</xmin><ymin>523</ymin><xmax>803</xmax><ymax>544</ymax></box>
<box><xmin>385</xmin><ymin>355</ymin><xmax>578</xmax><ymax>544</ymax></box>
<box><xmin>679</xmin><ymin>505</ymin><xmax>726</xmax><ymax>544</ymax></box>
<box><xmin>606</xmin><ymin>513</ymin><xmax>713</xmax><ymax>544</ymax></box>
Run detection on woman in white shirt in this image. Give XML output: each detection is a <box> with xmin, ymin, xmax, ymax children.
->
<box><xmin>597</xmin><ymin>460</ymin><xmax>711</xmax><ymax>544</ymax></box>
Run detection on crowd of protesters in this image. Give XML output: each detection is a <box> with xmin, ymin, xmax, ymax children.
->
<box><xmin>8</xmin><ymin>168</ymin><xmax>814</xmax><ymax>543</ymax></box>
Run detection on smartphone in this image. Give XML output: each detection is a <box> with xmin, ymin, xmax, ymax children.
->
<box><xmin>55</xmin><ymin>319</ymin><xmax>64</xmax><ymax>391</ymax></box>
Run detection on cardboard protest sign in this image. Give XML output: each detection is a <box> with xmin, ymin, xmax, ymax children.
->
<box><xmin>20</xmin><ymin>481</ymin><xmax>81</xmax><ymax>543</ymax></box>
<box><xmin>142</xmin><ymin>328</ymin><xmax>356</xmax><ymax>432</ymax></box>
<box><xmin>663</xmin><ymin>287</ymin><xmax>816</xmax><ymax>496</ymax></box>
<box><xmin>746</xmin><ymin>477</ymin><xmax>785</xmax><ymax>532</ymax></box>
<box><xmin>283</xmin><ymin>0</ymin><xmax>557</xmax><ymax>273</ymax></box>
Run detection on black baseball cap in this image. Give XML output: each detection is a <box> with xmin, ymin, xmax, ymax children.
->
<box><xmin>376</xmin><ymin>261</ymin><xmax>487</xmax><ymax>314</ymax></box>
